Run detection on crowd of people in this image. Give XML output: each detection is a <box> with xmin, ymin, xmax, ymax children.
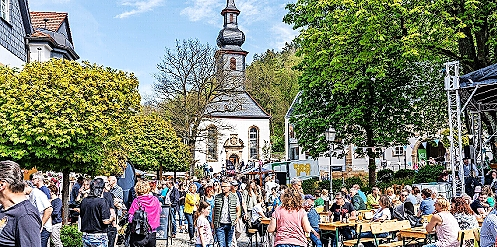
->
<box><xmin>3</xmin><ymin>159</ymin><xmax>497</xmax><ymax>247</ymax></box>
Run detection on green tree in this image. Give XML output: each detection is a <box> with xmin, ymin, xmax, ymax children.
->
<box><xmin>283</xmin><ymin>0</ymin><xmax>454</xmax><ymax>186</ymax></box>
<box><xmin>0</xmin><ymin>59</ymin><xmax>140</xmax><ymax>222</ymax></box>
<box><xmin>124</xmin><ymin>110</ymin><xmax>190</xmax><ymax>174</ymax></box>
<box><xmin>245</xmin><ymin>46</ymin><xmax>301</xmax><ymax>156</ymax></box>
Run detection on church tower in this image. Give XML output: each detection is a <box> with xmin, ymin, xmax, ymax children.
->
<box><xmin>216</xmin><ymin>0</ymin><xmax>248</xmax><ymax>91</ymax></box>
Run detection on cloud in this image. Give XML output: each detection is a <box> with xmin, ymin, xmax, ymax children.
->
<box><xmin>270</xmin><ymin>22</ymin><xmax>298</xmax><ymax>49</ymax></box>
<box><xmin>180</xmin><ymin>0</ymin><xmax>222</xmax><ymax>24</ymax></box>
<box><xmin>115</xmin><ymin>0</ymin><xmax>164</xmax><ymax>19</ymax></box>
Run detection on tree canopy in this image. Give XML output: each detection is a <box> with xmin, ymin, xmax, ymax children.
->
<box><xmin>0</xmin><ymin>59</ymin><xmax>141</xmax><ymax>173</ymax></box>
<box><xmin>245</xmin><ymin>46</ymin><xmax>300</xmax><ymax>155</ymax></box>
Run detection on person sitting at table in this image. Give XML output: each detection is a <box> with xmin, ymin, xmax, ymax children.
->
<box><xmin>417</xmin><ymin>188</ymin><xmax>435</xmax><ymax>216</ymax></box>
<box><xmin>359</xmin><ymin>195</ymin><xmax>392</xmax><ymax>247</ymax></box>
<box><xmin>482</xmin><ymin>186</ymin><xmax>495</xmax><ymax>210</ymax></box>
<box><xmin>470</xmin><ymin>192</ymin><xmax>489</xmax><ymax>217</ymax></box>
<box><xmin>350</xmin><ymin>187</ymin><xmax>366</xmax><ymax>211</ymax></box>
<box><xmin>324</xmin><ymin>192</ymin><xmax>357</xmax><ymax>247</ymax></box>
<box><xmin>304</xmin><ymin>195</ymin><xmax>322</xmax><ymax>247</ymax></box>
<box><xmin>422</xmin><ymin>197</ymin><xmax>460</xmax><ymax>247</ymax></box>
<box><xmin>251</xmin><ymin>195</ymin><xmax>265</xmax><ymax>236</ymax></box>
<box><xmin>367</xmin><ymin>187</ymin><xmax>380</xmax><ymax>209</ymax></box>
<box><xmin>386</xmin><ymin>187</ymin><xmax>398</xmax><ymax>204</ymax></box>
<box><xmin>451</xmin><ymin>197</ymin><xmax>478</xmax><ymax>247</ymax></box>
<box><xmin>268</xmin><ymin>188</ymin><xmax>312</xmax><ymax>247</ymax></box>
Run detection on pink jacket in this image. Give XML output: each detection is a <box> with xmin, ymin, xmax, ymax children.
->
<box><xmin>128</xmin><ymin>194</ymin><xmax>161</xmax><ymax>230</ymax></box>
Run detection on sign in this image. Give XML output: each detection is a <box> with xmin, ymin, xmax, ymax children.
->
<box><xmin>156</xmin><ymin>205</ymin><xmax>171</xmax><ymax>240</ymax></box>
<box><xmin>418</xmin><ymin>149</ymin><xmax>427</xmax><ymax>161</ymax></box>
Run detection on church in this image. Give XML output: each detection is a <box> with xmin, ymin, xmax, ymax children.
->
<box><xmin>194</xmin><ymin>0</ymin><xmax>271</xmax><ymax>174</ymax></box>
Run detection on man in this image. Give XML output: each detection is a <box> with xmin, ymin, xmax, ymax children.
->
<box><xmin>471</xmin><ymin>193</ymin><xmax>489</xmax><ymax>216</ymax></box>
<box><xmin>353</xmin><ymin>184</ymin><xmax>367</xmax><ymax>203</ymax></box>
<box><xmin>212</xmin><ymin>181</ymin><xmax>240</xmax><ymax>247</ymax></box>
<box><xmin>199</xmin><ymin>179</ymin><xmax>208</xmax><ymax>197</ymax></box>
<box><xmin>304</xmin><ymin>195</ymin><xmax>322</xmax><ymax>247</ymax></box>
<box><xmin>80</xmin><ymin>178</ymin><xmax>114</xmax><ymax>247</ymax></box>
<box><xmin>25</xmin><ymin>181</ymin><xmax>53</xmax><ymax>247</ymax></box>
<box><xmin>164</xmin><ymin>181</ymin><xmax>180</xmax><ymax>238</ymax></box>
<box><xmin>0</xmin><ymin>160</ymin><xmax>42</xmax><ymax>247</ymax></box>
<box><xmin>463</xmin><ymin>158</ymin><xmax>479</xmax><ymax>178</ymax></box>
<box><xmin>417</xmin><ymin>189</ymin><xmax>434</xmax><ymax>216</ymax></box>
<box><xmin>366</xmin><ymin>187</ymin><xmax>380</xmax><ymax>209</ymax></box>
<box><xmin>70</xmin><ymin>176</ymin><xmax>84</xmax><ymax>205</ymax></box>
<box><xmin>290</xmin><ymin>177</ymin><xmax>302</xmax><ymax>193</ymax></box>
<box><xmin>392</xmin><ymin>190</ymin><xmax>409</xmax><ymax>220</ymax></box>
<box><xmin>107</xmin><ymin>176</ymin><xmax>123</xmax><ymax>201</ymax></box>
<box><xmin>480</xmin><ymin>206</ymin><xmax>497</xmax><ymax>247</ymax></box>
<box><xmin>264</xmin><ymin>175</ymin><xmax>279</xmax><ymax>202</ymax></box>
<box><xmin>325</xmin><ymin>192</ymin><xmax>356</xmax><ymax>247</ymax></box>
<box><xmin>31</xmin><ymin>173</ymin><xmax>51</xmax><ymax>199</ymax></box>
<box><xmin>403</xmin><ymin>185</ymin><xmax>418</xmax><ymax>205</ymax></box>
<box><xmin>103</xmin><ymin>178</ymin><xmax>117</xmax><ymax>247</ymax></box>
<box><xmin>350</xmin><ymin>187</ymin><xmax>366</xmax><ymax>210</ymax></box>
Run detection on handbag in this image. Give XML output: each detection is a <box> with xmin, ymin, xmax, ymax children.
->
<box><xmin>406</xmin><ymin>214</ymin><xmax>423</xmax><ymax>227</ymax></box>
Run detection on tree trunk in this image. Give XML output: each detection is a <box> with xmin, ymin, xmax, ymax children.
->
<box><xmin>366</xmin><ymin>128</ymin><xmax>376</xmax><ymax>187</ymax></box>
<box><xmin>62</xmin><ymin>169</ymin><xmax>70</xmax><ymax>224</ymax></box>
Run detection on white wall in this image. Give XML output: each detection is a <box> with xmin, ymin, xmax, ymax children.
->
<box><xmin>195</xmin><ymin>117</ymin><xmax>270</xmax><ymax>173</ymax></box>
<box><xmin>0</xmin><ymin>46</ymin><xmax>25</xmax><ymax>68</ymax></box>
<box><xmin>29</xmin><ymin>44</ymin><xmax>53</xmax><ymax>62</ymax></box>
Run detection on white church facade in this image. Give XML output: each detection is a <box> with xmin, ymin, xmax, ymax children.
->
<box><xmin>194</xmin><ymin>0</ymin><xmax>271</xmax><ymax>173</ymax></box>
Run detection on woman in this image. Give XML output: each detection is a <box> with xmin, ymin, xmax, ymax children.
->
<box><xmin>268</xmin><ymin>188</ymin><xmax>312</xmax><ymax>247</ymax></box>
<box><xmin>76</xmin><ymin>179</ymin><xmax>91</xmax><ymax>203</ymax></box>
<box><xmin>185</xmin><ymin>183</ymin><xmax>200</xmax><ymax>243</ymax></box>
<box><xmin>486</xmin><ymin>171</ymin><xmax>497</xmax><ymax>192</ymax></box>
<box><xmin>128</xmin><ymin>180</ymin><xmax>161</xmax><ymax>247</ymax></box>
<box><xmin>359</xmin><ymin>195</ymin><xmax>392</xmax><ymax>247</ymax></box>
<box><xmin>423</xmin><ymin>197</ymin><xmax>461</xmax><ymax>247</ymax></box>
<box><xmin>450</xmin><ymin>197</ymin><xmax>478</xmax><ymax>247</ymax></box>
<box><xmin>48</xmin><ymin>185</ymin><xmax>63</xmax><ymax>247</ymax></box>
<box><xmin>243</xmin><ymin>180</ymin><xmax>259</xmax><ymax>220</ymax></box>
<box><xmin>178</xmin><ymin>183</ymin><xmax>187</xmax><ymax>233</ymax></box>
<box><xmin>195</xmin><ymin>201</ymin><xmax>214</xmax><ymax>247</ymax></box>
<box><xmin>418</xmin><ymin>188</ymin><xmax>434</xmax><ymax>216</ymax></box>
<box><xmin>386</xmin><ymin>187</ymin><xmax>398</xmax><ymax>203</ymax></box>
<box><xmin>314</xmin><ymin>189</ymin><xmax>329</xmax><ymax>207</ymax></box>
<box><xmin>251</xmin><ymin>195</ymin><xmax>266</xmax><ymax>234</ymax></box>
<box><xmin>213</xmin><ymin>181</ymin><xmax>222</xmax><ymax>195</ymax></box>
<box><xmin>204</xmin><ymin>185</ymin><xmax>215</xmax><ymax>222</ymax></box>
<box><xmin>413</xmin><ymin>186</ymin><xmax>423</xmax><ymax>205</ymax></box>
<box><xmin>341</xmin><ymin>187</ymin><xmax>351</xmax><ymax>202</ymax></box>
<box><xmin>482</xmin><ymin>185</ymin><xmax>495</xmax><ymax>209</ymax></box>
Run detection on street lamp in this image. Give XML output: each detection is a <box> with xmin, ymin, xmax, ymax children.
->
<box><xmin>325</xmin><ymin>126</ymin><xmax>336</xmax><ymax>200</ymax></box>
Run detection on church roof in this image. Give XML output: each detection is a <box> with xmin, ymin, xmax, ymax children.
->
<box><xmin>206</xmin><ymin>92</ymin><xmax>271</xmax><ymax>119</ymax></box>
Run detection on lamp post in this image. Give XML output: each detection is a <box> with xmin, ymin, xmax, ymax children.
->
<box><xmin>325</xmin><ymin>127</ymin><xmax>336</xmax><ymax>200</ymax></box>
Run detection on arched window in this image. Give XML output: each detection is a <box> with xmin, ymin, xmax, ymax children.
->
<box><xmin>230</xmin><ymin>57</ymin><xmax>236</xmax><ymax>70</ymax></box>
<box><xmin>230</xmin><ymin>14</ymin><xmax>234</xmax><ymax>23</ymax></box>
<box><xmin>249</xmin><ymin>127</ymin><xmax>259</xmax><ymax>159</ymax></box>
<box><xmin>207</xmin><ymin>126</ymin><xmax>218</xmax><ymax>161</ymax></box>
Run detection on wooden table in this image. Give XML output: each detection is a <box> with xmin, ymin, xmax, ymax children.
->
<box><xmin>319</xmin><ymin>221</ymin><xmax>358</xmax><ymax>247</ymax></box>
<box><xmin>398</xmin><ymin>227</ymin><xmax>433</xmax><ymax>246</ymax></box>
<box><xmin>261</xmin><ymin>218</ymin><xmax>270</xmax><ymax>225</ymax></box>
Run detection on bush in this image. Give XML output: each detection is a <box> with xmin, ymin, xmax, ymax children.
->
<box><xmin>394</xmin><ymin>169</ymin><xmax>415</xmax><ymax>179</ymax></box>
<box><xmin>61</xmin><ymin>224</ymin><xmax>82</xmax><ymax>247</ymax></box>
<box><xmin>377</xmin><ymin>169</ymin><xmax>394</xmax><ymax>183</ymax></box>
<box><xmin>414</xmin><ymin>165</ymin><xmax>445</xmax><ymax>184</ymax></box>
<box><xmin>302</xmin><ymin>178</ymin><xmax>319</xmax><ymax>195</ymax></box>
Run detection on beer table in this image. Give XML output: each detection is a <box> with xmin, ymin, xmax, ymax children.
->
<box><xmin>319</xmin><ymin>220</ymin><xmax>358</xmax><ymax>247</ymax></box>
<box><xmin>398</xmin><ymin>227</ymin><xmax>434</xmax><ymax>246</ymax></box>
<box><xmin>260</xmin><ymin>218</ymin><xmax>272</xmax><ymax>247</ymax></box>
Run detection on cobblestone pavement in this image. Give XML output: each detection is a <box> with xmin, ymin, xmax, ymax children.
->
<box><xmin>159</xmin><ymin>229</ymin><xmax>252</xmax><ymax>247</ymax></box>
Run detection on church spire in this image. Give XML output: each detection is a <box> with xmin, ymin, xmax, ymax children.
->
<box><xmin>217</xmin><ymin>0</ymin><xmax>245</xmax><ymax>50</ymax></box>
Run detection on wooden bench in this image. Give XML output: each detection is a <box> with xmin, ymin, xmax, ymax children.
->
<box><xmin>344</xmin><ymin>221</ymin><xmax>408</xmax><ymax>247</ymax></box>
<box><xmin>458</xmin><ymin>228</ymin><xmax>480</xmax><ymax>247</ymax></box>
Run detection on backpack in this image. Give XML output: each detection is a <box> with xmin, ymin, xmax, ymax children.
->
<box><xmin>130</xmin><ymin>200</ymin><xmax>151</xmax><ymax>235</ymax></box>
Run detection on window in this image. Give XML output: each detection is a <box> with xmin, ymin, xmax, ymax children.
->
<box><xmin>289</xmin><ymin>124</ymin><xmax>295</xmax><ymax>139</ymax></box>
<box><xmin>249</xmin><ymin>127</ymin><xmax>259</xmax><ymax>159</ymax></box>
<box><xmin>393</xmin><ymin>146</ymin><xmax>404</xmax><ymax>156</ymax></box>
<box><xmin>290</xmin><ymin>147</ymin><xmax>300</xmax><ymax>160</ymax></box>
<box><xmin>230</xmin><ymin>14</ymin><xmax>233</xmax><ymax>23</ymax></box>
<box><xmin>0</xmin><ymin>0</ymin><xmax>8</xmax><ymax>21</ymax></box>
<box><xmin>230</xmin><ymin>57</ymin><xmax>236</xmax><ymax>70</ymax></box>
<box><xmin>207</xmin><ymin>126</ymin><xmax>218</xmax><ymax>161</ymax></box>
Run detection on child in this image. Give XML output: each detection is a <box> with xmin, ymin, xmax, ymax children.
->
<box><xmin>195</xmin><ymin>201</ymin><xmax>214</xmax><ymax>247</ymax></box>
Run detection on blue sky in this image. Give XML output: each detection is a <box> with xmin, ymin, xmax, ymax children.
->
<box><xmin>29</xmin><ymin>0</ymin><xmax>298</xmax><ymax>99</ymax></box>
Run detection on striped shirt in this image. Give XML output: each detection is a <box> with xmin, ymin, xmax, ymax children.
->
<box><xmin>481</xmin><ymin>210</ymin><xmax>497</xmax><ymax>247</ymax></box>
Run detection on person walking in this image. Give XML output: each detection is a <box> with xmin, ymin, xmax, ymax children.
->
<box><xmin>185</xmin><ymin>183</ymin><xmax>200</xmax><ymax>243</ymax></box>
<box><xmin>212</xmin><ymin>181</ymin><xmax>240</xmax><ymax>247</ymax></box>
<box><xmin>0</xmin><ymin>160</ymin><xmax>42</xmax><ymax>247</ymax></box>
<box><xmin>24</xmin><ymin>181</ymin><xmax>53</xmax><ymax>247</ymax></box>
<box><xmin>195</xmin><ymin>201</ymin><xmax>214</xmax><ymax>247</ymax></box>
<box><xmin>164</xmin><ymin>181</ymin><xmax>180</xmax><ymax>238</ymax></box>
<box><xmin>48</xmin><ymin>184</ymin><xmax>63</xmax><ymax>247</ymax></box>
<box><xmin>80</xmin><ymin>178</ymin><xmax>114</xmax><ymax>247</ymax></box>
<box><xmin>178</xmin><ymin>183</ymin><xmax>187</xmax><ymax>233</ymax></box>
<box><xmin>128</xmin><ymin>180</ymin><xmax>161</xmax><ymax>247</ymax></box>
<box><xmin>268</xmin><ymin>188</ymin><xmax>312</xmax><ymax>247</ymax></box>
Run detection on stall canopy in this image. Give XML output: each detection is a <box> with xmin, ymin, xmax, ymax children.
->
<box><xmin>459</xmin><ymin>63</ymin><xmax>497</xmax><ymax>111</ymax></box>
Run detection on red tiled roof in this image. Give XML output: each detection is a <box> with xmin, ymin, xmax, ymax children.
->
<box><xmin>30</xmin><ymin>12</ymin><xmax>67</xmax><ymax>32</ymax></box>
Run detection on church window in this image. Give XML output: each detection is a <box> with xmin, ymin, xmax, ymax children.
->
<box><xmin>249</xmin><ymin>127</ymin><xmax>259</xmax><ymax>160</ymax></box>
<box><xmin>230</xmin><ymin>57</ymin><xmax>236</xmax><ymax>70</ymax></box>
<box><xmin>0</xmin><ymin>0</ymin><xmax>8</xmax><ymax>21</ymax></box>
<box><xmin>207</xmin><ymin>126</ymin><xmax>218</xmax><ymax>161</ymax></box>
<box><xmin>230</xmin><ymin>14</ymin><xmax>234</xmax><ymax>23</ymax></box>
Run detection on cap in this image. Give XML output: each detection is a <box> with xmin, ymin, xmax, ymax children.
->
<box><xmin>304</xmin><ymin>194</ymin><xmax>315</xmax><ymax>200</ymax></box>
<box><xmin>474</xmin><ymin>186</ymin><xmax>482</xmax><ymax>193</ymax></box>
<box><xmin>231</xmin><ymin>181</ymin><xmax>239</xmax><ymax>186</ymax></box>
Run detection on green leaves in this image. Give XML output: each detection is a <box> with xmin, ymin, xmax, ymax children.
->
<box><xmin>0</xmin><ymin>59</ymin><xmax>140</xmax><ymax>174</ymax></box>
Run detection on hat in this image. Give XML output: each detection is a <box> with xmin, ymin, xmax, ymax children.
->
<box><xmin>193</xmin><ymin>176</ymin><xmax>199</xmax><ymax>181</ymax></box>
<box><xmin>304</xmin><ymin>194</ymin><xmax>315</xmax><ymax>200</ymax></box>
<box><xmin>231</xmin><ymin>181</ymin><xmax>239</xmax><ymax>186</ymax></box>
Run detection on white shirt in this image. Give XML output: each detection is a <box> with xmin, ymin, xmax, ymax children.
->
<box><xmin>29</xmin><ymin>187</ymin><xmax>53</xmax><ymax>232</ymax></box>
<box><xmin>251</xmin><ymin>204</ymin><xmax>264</xmax><ymax>223</ymax></box>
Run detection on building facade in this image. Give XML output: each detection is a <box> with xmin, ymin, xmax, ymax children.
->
<box><xmin>0</xmin><ymin>0</ymin><xmax>32</xmax><ymax>67</ymax></box>
<box><xmin>194</xmin><ymin>0</ymin><xmax>271</xmax><ymax>173</ymax></box>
